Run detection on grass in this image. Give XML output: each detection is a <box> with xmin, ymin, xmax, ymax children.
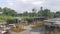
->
<box><xmin>11</xmin><ymin>25</ymin><xmax>25</xmax><ymax>33</ymax></box>
<box><xmin>11</xmin><ymin>28</ymin><xmax>24</xmax><ymax>33</ymax></box>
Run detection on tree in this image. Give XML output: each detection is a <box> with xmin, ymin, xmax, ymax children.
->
<box><xmin>0</xmin><ymin>7</ymin><xmax>3</xmax><ymax>14</ymax></box>
<box><xmin>0</xmin><ymin>7</ymin><xmax>2</xmax><ymax>12</ymax></box>
<box><xmin>32</xmin><ymin>8</ymin><xmax>37</xmax><ymax>13</ymax></box>
<box><xmin>43</xmin><ymin>9</ymin><xmax>50</xmax><ymax>17</ymax></box>
<box><xmin>54</xmin><ymin>11</ymin><xmax>60</xmax><ymax>18</ymax></box>
<box><xmin>38</xmin><ymin>7</ymin><xmax>54</xmax><ymax>18</ymax></box>
<box><xmin>43</xmin><ymin>9</ymin><xmax>55</xmax><ymax>18</ymax></box>
<box><xmin>3</xmin><ymin>7</ymin><xmax>17</xmax><ymax>16</ymax></box>
<box><xmin>32</xmin><ymin>8</ymin><xmax>37</xmax><ymax>17</ymax></box>
<box><xmin>38</xmin><ymin>7</ymin><xmax>43</xmax><ymax>16</ymax></box>
<box><xmin>23</xmin><ymin>11</ymin><xmax>28</xmax><ymax>16</ymax></box>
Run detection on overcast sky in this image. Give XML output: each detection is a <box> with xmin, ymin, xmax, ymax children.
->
<box><xmin>0</xmin><ymin>0</ymin><xmax>60</xmax><ymax>13</ymax></box>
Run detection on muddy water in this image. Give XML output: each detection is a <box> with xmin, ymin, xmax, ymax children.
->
<box><xmin>30</xmin><ymin>26</ymin><xmax>45</xmax><ymax>34</ymax></box>
<box><xmin>10</xmin><ymin>26</ymin><xmax>45</xmax><ymax>34</ymax></box>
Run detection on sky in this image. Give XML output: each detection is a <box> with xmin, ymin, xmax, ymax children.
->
<box><xmin>0</xmin><ymin>0</ymin><xmax>60</xmax><ymax>13</ymax></box>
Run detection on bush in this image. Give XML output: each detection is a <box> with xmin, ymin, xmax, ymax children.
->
<box><xmin>11</xmin><ymin>26</ymin><xmax>24</xmax><ymax>32</ymax></box>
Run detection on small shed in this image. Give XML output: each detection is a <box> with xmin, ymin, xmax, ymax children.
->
<box><xmin>32</xmin><ymin>17</ymin><xmax>47</xmax><ymax>21</ymax></box>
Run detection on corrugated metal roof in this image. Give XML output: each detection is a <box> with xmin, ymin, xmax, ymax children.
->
<box><xmin>44</xmin><ymin>18</ymin><xmax>60</xmax><ymax>25</ymax></box>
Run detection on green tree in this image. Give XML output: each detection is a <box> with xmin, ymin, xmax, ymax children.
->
<box><xmin>0</xmin><ymin>7</ymin><xmax>3</xmax><ymax>14</ymax></box>
<box><xmin>38</xmin><ymin>7</ymin><xmax>43</xmax><ymax>16</ymax></box>
<box><xmin>0</xmin><ymin>7</ymin><xmax>2</xmax><ymax>12</ymax></box>
<box><xmin>32</xmin><ymin>8</ymin><xmax>37</xmax><ymax>17</ymax></box>
<box><xmin>54</xmin><ymin>11</ymin><xmax>60</xmax><ymax>18</ymax></box>
<box><xmin>43</xmin><ymin>9</ymin><xmax>50</xmax><ymax>17</ymax></box>
<box><xmin>43</xmin><ymin>9</ymin><xmax>54</xmax><ymax>18</ymax></box>
<box><xmin>38</xmin><ymin>7</ymin><xmax>54</xmax><ymax>18</ymax></box>
<box><xmin>3</xmin><ymin>7</ymin><xmax>17</xmax><ymax>16</ymax></box>
<box><xmin>23</xmin><ymin>11</ymin><xmax>28</xmax><ymax>16</ymax></box>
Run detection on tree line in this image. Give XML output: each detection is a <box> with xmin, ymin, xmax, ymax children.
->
<box><xmin>18</xmin><ymin>7</ymin><xmax>60</xmax><ymax>18</ymax></box>
<box><xmin>0</xmin><ymin>7</ymin><xmax>60</xmax><ymax>18</ymax></box>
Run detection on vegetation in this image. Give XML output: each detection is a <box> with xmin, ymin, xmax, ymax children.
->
<box><xmin>11</xmin><ymin>25</ymin><xmax>24</xmax><ymax>32</ymax></box>
<box><xmin>0</xmin><ymin>7</ymin><xmax>60</xmax><ymax>33</ymax></box>
<box><xmin>11</xmin><ymin>27</ymin><xmax>24</xmax><ymax>32</ymax></box>
<box><xmin>0</xmin><ymin>7</ymin><xmax>60</xmax><ymax>22</ymax></box>
<box><xmin>18</xmin><ymin>7</ymin><xmax>57</xmax><ymax>18</ymax></box>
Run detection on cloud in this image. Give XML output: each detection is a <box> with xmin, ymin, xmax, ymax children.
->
<box><xmin>0</xmin><ymin>0</ymin><xmax>60</xmax><ymax>13</ymax></box>
<box><xmin>32</xmin><ymin>1</ymin><xmax>43</xmax><ymax>5</ymax></box>
<box><xmin>8</xmin><ymin>3</ymin><xmax>14</xmax><ymax>6</ymax></box>
<box><xmin>21</xmin><ymin>0</ymin><xmax>27</xmax><ymax>2</ymax></box>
